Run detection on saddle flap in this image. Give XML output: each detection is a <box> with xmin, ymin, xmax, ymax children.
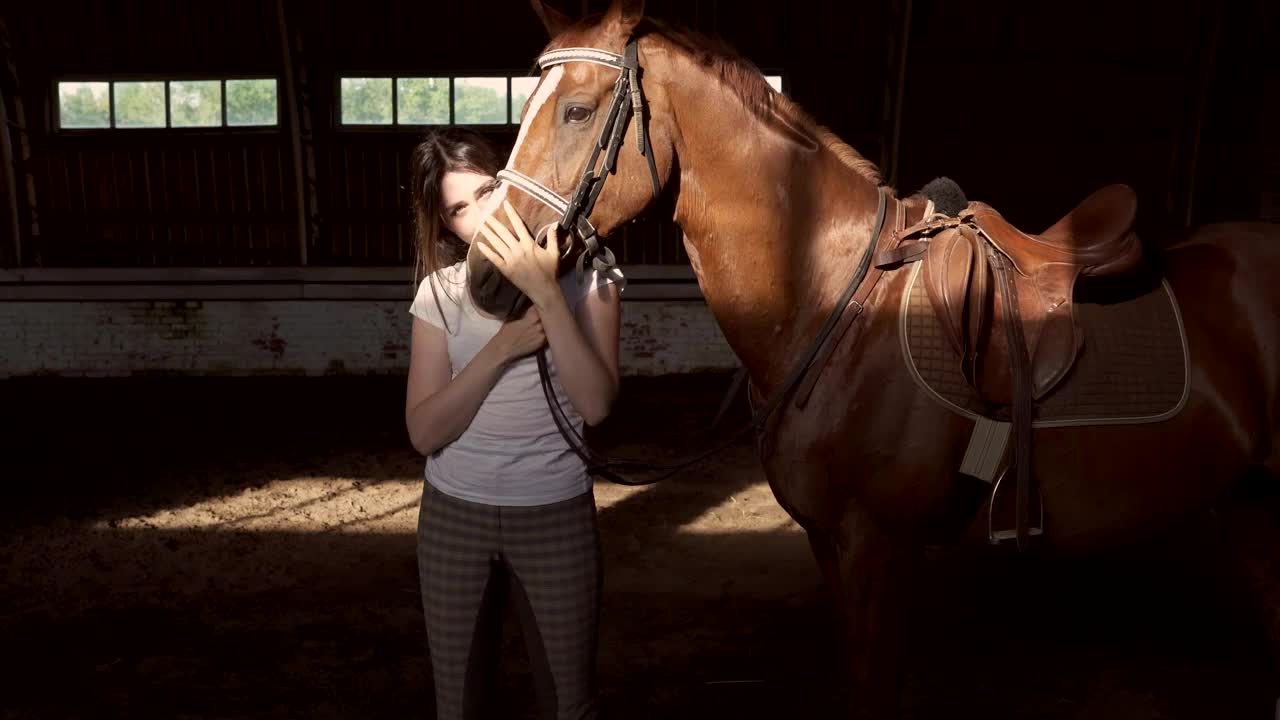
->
<box><xmin>1026</xmin><ymin>262</ymin><xmax>1084</xmax><ymax>397</ymax></box>
<box><xmin>923</xmin><ymin>226</ymin><xmax>976</xmax><ymax>361</ymax></box>
<box><xmin>974</xmin><ymin>257</ymin><xmax>1084</xmax><ymax>403</ymax></box>
<box><xmin>923</xmin><ymin>248</ymin><xmax>1085</xmax><ymax>407</ymax></box>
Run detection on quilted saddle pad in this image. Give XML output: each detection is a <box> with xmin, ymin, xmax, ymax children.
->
<box><xmin>900</xmin><ymin>261</ymin><xmax>1189</xmax><ymax>427</ymax></box>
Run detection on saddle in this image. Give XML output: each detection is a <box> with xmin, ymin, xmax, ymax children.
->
<box><xmin>912</xmin><ymin>183</ymin><xmax>1143</xmax><ymax>550</ymax></box>
<box><xmin>922</xmin><ymin>184</ymin><xmax>1143</xmax><ymax>406</ymax></box>
<box><xmin>787</xmin><ymin>181</ymin><xmax>1144</xmax><ymax>550</ymax></box>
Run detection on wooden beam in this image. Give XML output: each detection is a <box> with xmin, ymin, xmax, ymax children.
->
<box><xmin>0</xmin><ymin>16</ymin><xmax>21</xmax><ymax>265</ymax></box>
<box><xmin>0</xmin><ymin>87</ymin><xmax>18</xmax><ymax>266</ymax></box>
<box><xmin>880</xmin><ymin>0</ymin><xmax>914</xmax><ymax>190</ymax></box>
<box><xmin>1182</xmin><ymin>0</ymin><xmax>1225</xmax><ymax>227</ymax></box>
<box><xmin>275</xmin><ymin>0</ymin><xmax>309</xmax><ymax>265</ymax></box>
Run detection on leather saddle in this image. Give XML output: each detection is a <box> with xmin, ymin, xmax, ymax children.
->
<box><xmin>905</xmin><ymin>182</ymin><xmax>1143</xmax><ymax>552</ymax></box>
<box><xmin>922</xmin><ymin>183</ymin><xmax>1143</xmax><ymax>406</ymax></box>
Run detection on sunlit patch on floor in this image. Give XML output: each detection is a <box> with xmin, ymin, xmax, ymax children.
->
<box><xmin>87</xmin><ymin>476</ymin><xmax>802</xmax><ymax>537</ymax></box>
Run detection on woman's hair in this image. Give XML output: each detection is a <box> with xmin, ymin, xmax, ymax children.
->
<box><xmin>408</xmin><ymin>128</ymin><xmax>505</xmax><ymax>330</ymax></box>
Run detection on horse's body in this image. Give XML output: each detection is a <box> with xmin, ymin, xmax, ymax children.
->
<box><xmin>762</xmin><ymin>220</ymin><xmax>1280</xmax><ymax>553</ymax></box>
<box><xmin>481</xmin><ymin>1</ymin><xmax>1280</xmax><ymax>715</ymax></box>
<box><xmin>756</xmin><ymin>219</ymin><xmax>1280</xmax><ymax>715</ymax></box>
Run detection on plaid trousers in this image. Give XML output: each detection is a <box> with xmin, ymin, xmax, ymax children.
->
<box><xmin>416</xmin><ymin>482</ymin><xmax>602</xmax><ymax>720</ymax></box>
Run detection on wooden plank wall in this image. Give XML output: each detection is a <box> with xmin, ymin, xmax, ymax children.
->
<box><xmin>4</xmin><ymin>0</ymin><xmax>1272</xmax><ymax>268</ymax></box>
<box><xmin>31</xmin><ymin>137</ymin><xmax>292</xmax><ymax>267</ymax></box>
<box><xmin>13</xmin><ymin>0</ymin><xmax>295</xmax><ymax>267</ymax></box>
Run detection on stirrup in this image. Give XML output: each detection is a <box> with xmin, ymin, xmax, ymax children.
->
<box><xmin>987</xmin><ymin>464</ymin><xmax>1044</xmax><ymax>545</ymax></box>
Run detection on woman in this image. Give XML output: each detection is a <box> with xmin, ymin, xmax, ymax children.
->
<box><xmin>404</xmin><ymin>127</ymin><xmax>624</xmax><ymax>720</ymax></box>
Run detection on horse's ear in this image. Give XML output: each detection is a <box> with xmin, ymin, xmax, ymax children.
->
<box><xmin>529</xmin><ymin>0</ymin><xmax>574</xmax><ymax>39</ymax></box>
<box><xmin>602</xmin><ymin>0</ymin><xmax>644</xmax><ymax>37</ymax></box>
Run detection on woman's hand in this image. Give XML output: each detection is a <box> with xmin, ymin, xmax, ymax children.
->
<box><xmin>475</xmin><ymin>200</ymin><xmax>563</xmax><ymax>310</ymax></box>
<box><xmin>490</xmin><ymin>307</ymin><xmax>546</xmax><ymax>363</ymax></box>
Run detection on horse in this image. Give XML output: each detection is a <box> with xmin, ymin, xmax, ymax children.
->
<box><xmin>468</xmin><ymin>0</ymin><xmax>1280</xmax><ymax>715</ymax></box>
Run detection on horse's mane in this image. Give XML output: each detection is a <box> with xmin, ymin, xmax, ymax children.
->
<box><xmin>637</xmin><ymin>17</ymin><xmax>884</xmax><ymax>186</ymax></box>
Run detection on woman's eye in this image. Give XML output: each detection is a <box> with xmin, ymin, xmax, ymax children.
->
<box><xmin>564</xmin><ymin>106</ymin><xmax>592</xmax><ymax>123</ymax></box>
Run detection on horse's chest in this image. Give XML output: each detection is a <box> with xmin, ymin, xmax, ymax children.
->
<box><xmin>753</xmin><ymin>273</ymin><xmax>960</xmax><ymax>530</ymax></box>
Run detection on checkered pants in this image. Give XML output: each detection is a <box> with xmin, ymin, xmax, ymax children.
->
<box><xmin>416</xmin><ymin>482</ymin><xmax>602</xmax><ymax>720</ymax></box>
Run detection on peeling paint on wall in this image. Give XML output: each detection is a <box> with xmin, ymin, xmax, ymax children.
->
<box><xmin>2</xmin><ymin>301</ymin><xmax>738</xmax><ymax>378</ymax></box>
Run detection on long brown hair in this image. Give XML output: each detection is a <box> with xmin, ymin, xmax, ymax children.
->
<box><xmin>409</xmin><ymin>128</ymin><xmax>505</xmax><ymax>330</ymax></box>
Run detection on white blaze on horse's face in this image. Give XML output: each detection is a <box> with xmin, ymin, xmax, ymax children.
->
<box><xmin>488</xmin><ymin>64</ymin><xmax>570</xmax><ymax>240</ymax></box>
<box><xmin>508</xmin><ymin>65</ymin><xmax>564</xmax><ymax>180</ymax></box>
<box><xmin>474</xmin><ymin>66</ymin><xmax>563</xmax><ymax>234</ymax></box>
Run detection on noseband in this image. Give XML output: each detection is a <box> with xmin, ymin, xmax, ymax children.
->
<box><xmin>497</xmin><ymin>37</ymin><xmax>663</xmax><ymax>277</ymax></box>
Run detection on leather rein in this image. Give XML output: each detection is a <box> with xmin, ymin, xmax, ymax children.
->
<box><xmin>499</xmin><ymin>37</ymin><xmax>898</xmax><ymax>485</ymax></box>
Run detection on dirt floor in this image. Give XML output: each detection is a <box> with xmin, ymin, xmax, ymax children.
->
<box><xmin>1</xmin><ymin>372</ymin><xmax>1277</xmax><ymax>719</ymax></box>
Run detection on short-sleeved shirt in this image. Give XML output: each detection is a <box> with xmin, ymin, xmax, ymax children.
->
<box><xmin>409</xmin><ymin>261</ymin><xmax>625</xmax><ymax>506</ymax></box>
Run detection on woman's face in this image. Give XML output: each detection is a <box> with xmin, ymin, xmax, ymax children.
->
<box><xmin>440</xmin><ymin>170</ymin><xmax>498</xmax><ymax>243</ymax></box>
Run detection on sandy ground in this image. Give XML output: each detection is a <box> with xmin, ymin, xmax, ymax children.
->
<box><xmin>1</xmin><ymin>373</ymin><xmax>1276</xmax><ymax>719</ymax></box>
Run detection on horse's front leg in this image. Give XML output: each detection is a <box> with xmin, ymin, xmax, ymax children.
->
<box><xmin>810</xmin><ymin>503</ymin><xmax>921</xmax><ymax>719</ymax></box>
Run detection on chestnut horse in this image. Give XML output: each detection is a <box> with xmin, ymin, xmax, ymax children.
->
<box><xmin>471</xmin><ymin>0</ymin><xmax>1280</xmax><ymax>715</ymax></box>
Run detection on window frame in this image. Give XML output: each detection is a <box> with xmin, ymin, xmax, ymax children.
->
<box><xmin>52</xmin><ymin>74</ymin><xmax>283</xmax><ymax>135</ymax></box>
<box><xmin>333</xmin><ymin>69</ymin><xmax>539</xmax><ymax>132</ymax></box>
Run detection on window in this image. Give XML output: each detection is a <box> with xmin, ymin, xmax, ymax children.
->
<box><xmin>453</xmin><ymin>77</ymin><xmax>508</xmax><ymax>125</ymax></box>
<box><xmin>114</xmin><ymin>81</ymin><xmax>166</xmax><ymax>128</ymax></box>
<box><xmin>56</xmin><ymin>78</ymin><xmax>279</xmax><ymax>130</ymax></box>
<box><xmin>397</xmin><ymin>77</ymin><xmax>450</xmax><ymax>125</ymax></box>
<box><xmin>226</xmin><ymin>79</ymin><xmax>279</xmax><ymax>127</ymax></box>
<box><xmin>170</xmin><ymin>80</ymin><xmax>222</xmax><ymax>128</ymax></box>
<box><xmin>511</xmin><ymin>77</ymin><xmax>539</xmax><ymax>122</ymax></box>
<box><xmin>337</xmin><ymin>74</ymin><xmax>529</xmax><ymax>127</ymax></box>
<box><xmin>57</xmin><ymin>82</ymin><xmax>111</xmax><ymax>128</ymax></box>
<box><xmin>334</xmin><ymin>71</ymin><xmax>783</xmax><ymax>128</ymax></box>
<box><xmin>340</xmin><ymin>77</ymin><xmax>393</xmax><ymax>125</ymax></box>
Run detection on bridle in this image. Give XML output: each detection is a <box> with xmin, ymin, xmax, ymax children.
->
<box><xmin>499</xmin><ymin>35</ymin><xmax>897</xmax><ymax>486</ymax></box>
<box><xmin>497</xmin><ymin>37</ymin><xmax>662</xmax><ymax>279</ymax></box>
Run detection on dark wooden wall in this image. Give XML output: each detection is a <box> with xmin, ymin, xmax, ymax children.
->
<box><xmin>11</xmin><ymin>0</ymin><xmax>295</xmax><ymax>266</ymax></box>
<box><xmin>895</xmin><ymin>0</ymin><xmax>1276</xmax><ymax>235</ymax></box>
<box><xmin>2</xmin><ymin>0</ymin><xmax>1274</xmax><ymax>268</ymax></box>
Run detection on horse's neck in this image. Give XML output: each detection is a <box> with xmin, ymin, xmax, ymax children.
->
<box><xmin>665</xmin><ymin>72</ymin><xmax>887</xmax><ymax>395</ymax></box>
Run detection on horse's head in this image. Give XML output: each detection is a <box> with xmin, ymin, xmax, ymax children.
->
<box><xmin>466</xmin><ymin>0</ymin><xmax>676</xmax><ymax>318</ymax></box>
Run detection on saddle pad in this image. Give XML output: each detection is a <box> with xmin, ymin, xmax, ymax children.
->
<box><xmin>900</xmin><ymin>261</ymin><xmax>1189</xmax><ymax>427</ymax></box>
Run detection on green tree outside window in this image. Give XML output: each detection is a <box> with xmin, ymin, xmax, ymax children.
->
<box><xmin>397</xmin><ymin>78</ymin><xmax>449</xmax><ymax>124</ymax></box>
<box><xmin>171</xmin><ymin>80</ymin><xmax>222</xmax><ymax>127</ymax></box>
<box><xmin>58</xmin><ymin>82</ymin><xmax>110</xmax><ymax>128</ymax></box>
<box><xmin>340</xmin><ymin>78</ymin><xmax>392</xmax><ymax>125</ymax></box>
<box><xmin>114</xmin><ymin>81</ymin><xmax>166</xmax><ymax>128</ymax></box>
<box><xmin>454</xmin><ymin>78</ymin><xmax>507</xmax><ymax>125</ymax></box>
<box><xmin>510</xmin><ymin>77</ymin><xmax>538</xmax><ymax>124</ymax></box>
<box><xmin>227</xmin><ymin>79</ymin><xmax>279</xmax><ymax>126</ymax></box>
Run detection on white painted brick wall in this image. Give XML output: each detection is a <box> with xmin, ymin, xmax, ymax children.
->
<box><xmin>0</xmin><ymin>300</ymin><xmax>739</xmax><ymax>378</ymax></box>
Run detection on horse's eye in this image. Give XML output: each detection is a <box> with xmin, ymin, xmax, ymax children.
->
<box><xmin>564</xmin><ymin>106</ymin><xmax>593</xmax><ymax>124</ymax></box>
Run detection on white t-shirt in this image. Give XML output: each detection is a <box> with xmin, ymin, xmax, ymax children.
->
<box><xmin>409</xmin><ymin>261</ymin><xmax>625</xmax><ymax>506</ymax></box>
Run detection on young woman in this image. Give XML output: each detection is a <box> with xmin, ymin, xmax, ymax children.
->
<box><xmin>404</xmin><ymin>127</ymin><xmax>624</xmax><ymax>720</ymax></box>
